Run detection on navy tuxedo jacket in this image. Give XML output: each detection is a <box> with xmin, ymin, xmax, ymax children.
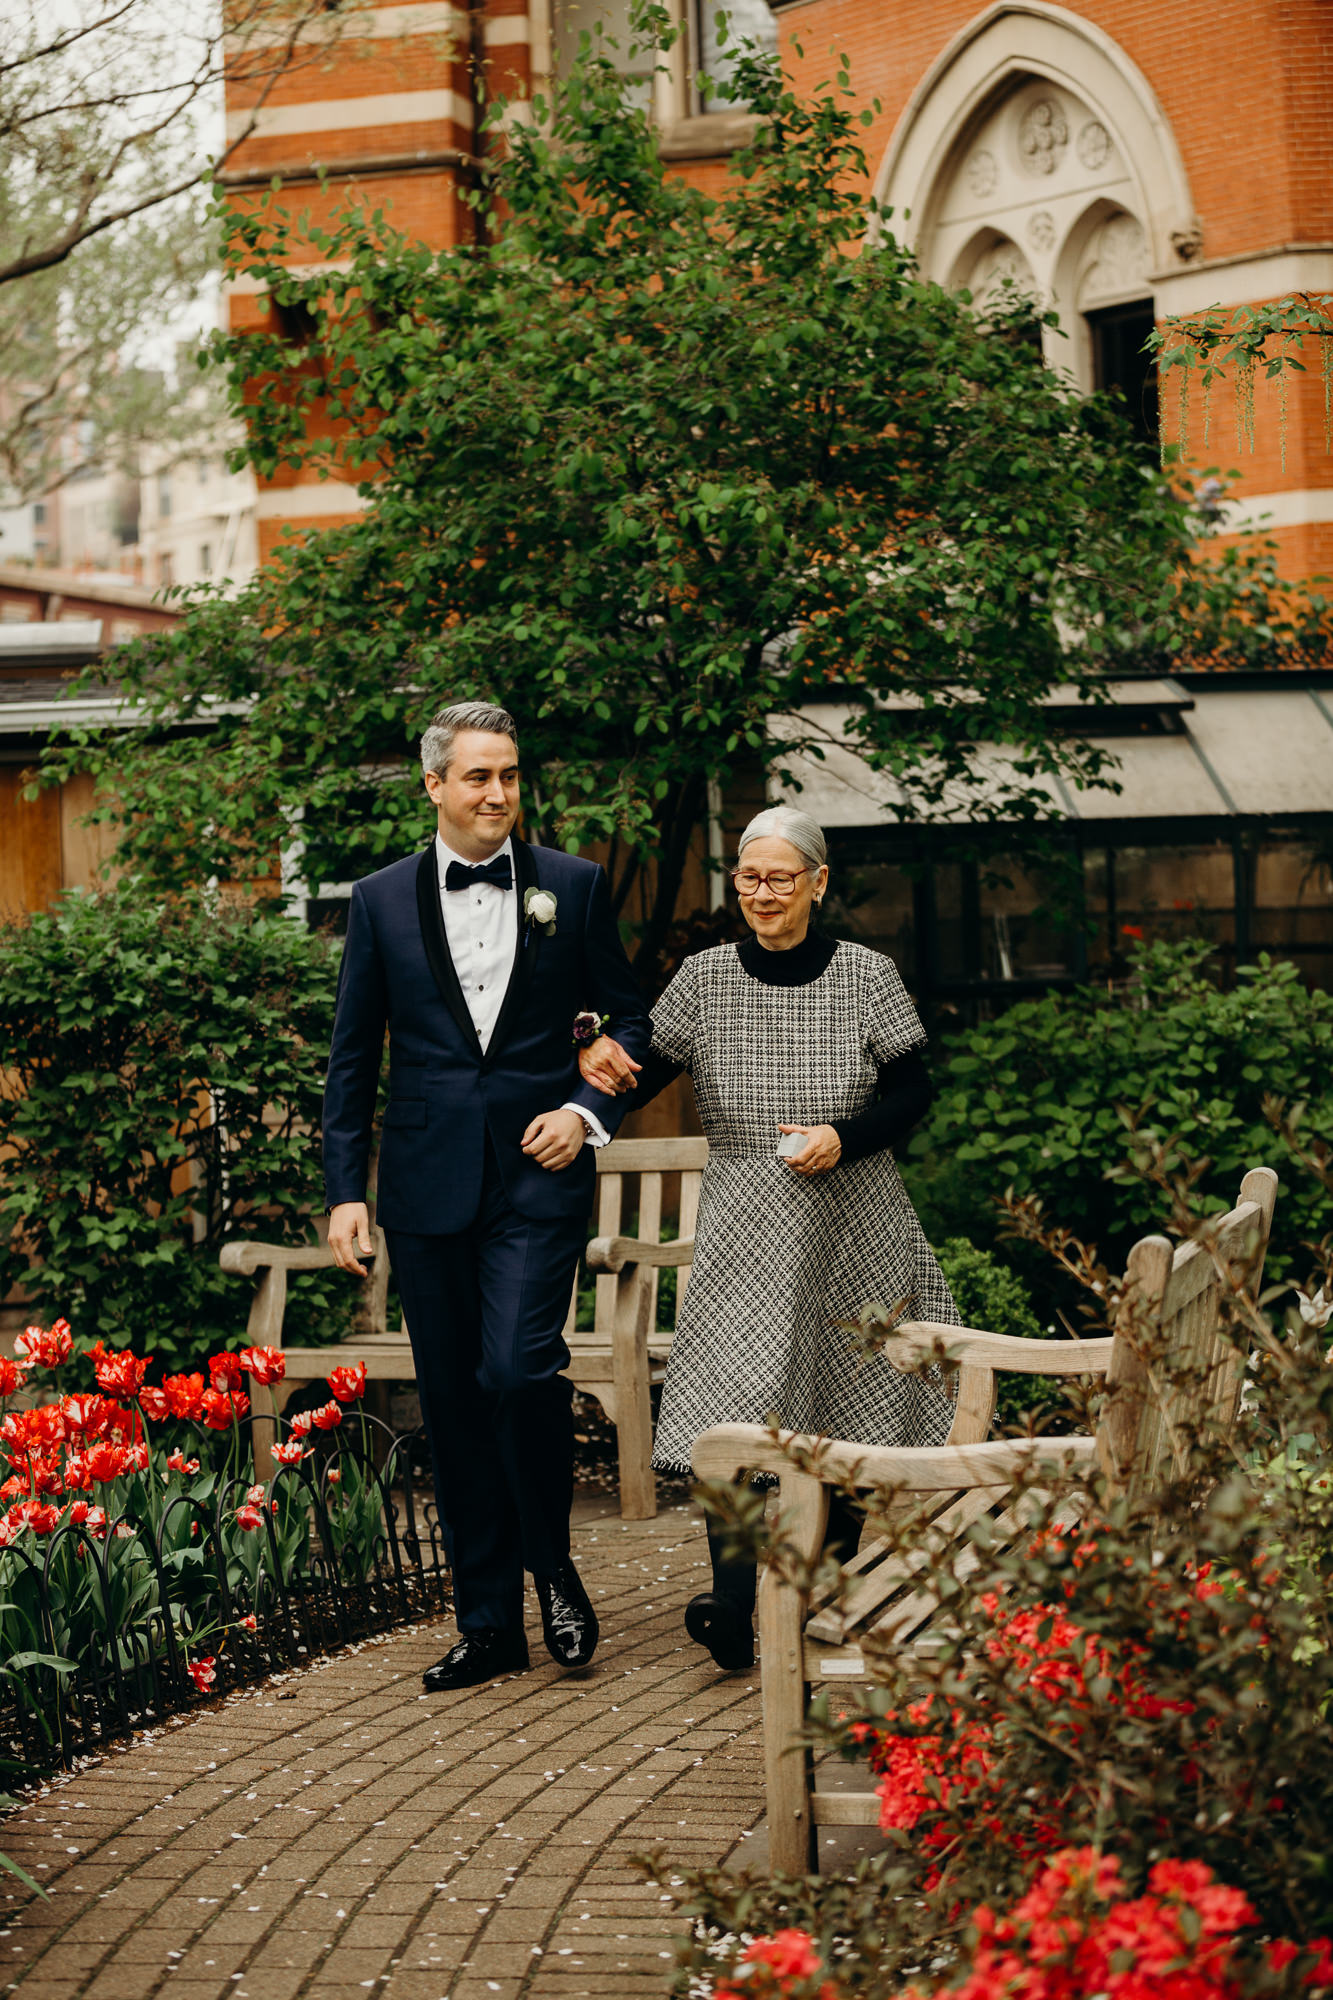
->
<box><xmin>321</xmin><ymin>838</ymin><xmax>652</xmax><ymax>1235</ymax></box>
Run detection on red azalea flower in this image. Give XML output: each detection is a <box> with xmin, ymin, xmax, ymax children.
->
<box><xmin>0</xmin><ymin>1358</ymin><xmax>21</xmax><ymax>1397</ymax></box>
<box><xmin>235</xmin><ymin>1502</ymin><xmax>265</xmax><ymax>1531</ymax></box>
<box><xmin>85</xmin><ymin>1441</ymin><xmax>129</xmax><ymax>1484</ymax></box>
<box><xmin>327</xmin><ymin>1363</ymin><xmax>367</xmax><ymax>1403</ymax></box>
<box><xmin>162</xmin><ymin>1372</ymin><xmax>206</xmax><ymax>1421</ymax></box>
<box><xmin>239</xmin><ymin>1345</ymin><xmax>287</xmax><ymax>1386</ymax></box>
<box><xmin>310</xmin><ymin>1400</ymin><xmax>342</xmax><ymax>1431</ymax></box>
<box><xmin>187</xmin><ymin>1657</ymin><xmax>216</xmax><ymax>1692</ymax></box>
<box><xmin>14</xmin><ymin>1320</ymin><xmax>73</xmax><ymax>1370</ymax></box>
<box><xmin>208</xmin><ymin>1352</ymin><xmax>244</xmax><ymax>1393</ymax></box>
<box><xmin>137</xmin><ymin>1386</ymin><xmax>169</xmax><ymax>1423</ymax></box>
<box><xmin>201</xmin><ymin>1387</ymin><xmax>251</xmax><ymax>1430</ymax></box>
<box><xmin>92</xmin><ymin>1348</ymin><xmax>151</xmax><ymax>1399</ymax></box>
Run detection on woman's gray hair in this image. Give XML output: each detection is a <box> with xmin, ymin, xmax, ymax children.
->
<box><xmin>420</xmin><ymin>701</ymin><xmax>519</xmax><ymax>779</ymax></box>
<box><xmin>737</xmin><ymin>804</ymin><xmax>827</xmax><ymax>870</ymax></box>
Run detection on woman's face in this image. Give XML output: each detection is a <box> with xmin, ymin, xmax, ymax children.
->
<box><xmin>733</xmin><ymin>835</ymin><xmax>828</xmax><ymax>951</ymax></box>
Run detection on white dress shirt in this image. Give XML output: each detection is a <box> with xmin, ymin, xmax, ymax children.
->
<box><xmin>435</xmin><ymin>833</ymin><xmax>608</xmax><ymax>1146</ymax></box>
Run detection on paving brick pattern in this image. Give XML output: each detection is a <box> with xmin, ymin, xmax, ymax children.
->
<box><xmin>0</xmin><ymin>1498</ymin><xmax>767</xmax><ymax>2000</ymax></box>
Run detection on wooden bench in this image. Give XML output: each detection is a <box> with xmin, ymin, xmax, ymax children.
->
<box><xmin>693</xmin><ymin>1166</ymin><xmax>1278</xmax><ymax>1873</ymax></box>
<box><xmin>219</xmin><ymin>1135</ymin><xmax>706</xmax><ymax>1519</ymax></box>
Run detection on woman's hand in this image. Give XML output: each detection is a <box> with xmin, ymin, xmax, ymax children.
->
<box><xmin>577</xmin><ymin>1033</ymin><xmax>642</xmax><ymax>1097</ymax></box>
<box><xmin>778</xmin><ymin>1124</ymin><xmax>842</xmax><ymax>1174</ymax></box>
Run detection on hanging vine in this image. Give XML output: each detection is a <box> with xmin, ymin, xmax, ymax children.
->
<box><xmin>1151</xmin><ymin>290</ymin><xmax>1333</xmax><ymax>467</ymax></box>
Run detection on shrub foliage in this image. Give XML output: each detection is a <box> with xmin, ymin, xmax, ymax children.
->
<box><xmin>0</xmin><ymin>886</ymin><xmax>342</xmax><ymax>1372</ymax></box>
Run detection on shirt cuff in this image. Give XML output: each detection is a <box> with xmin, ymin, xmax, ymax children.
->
<box><xmin>562</xmin><ymin>1101</ymin><xmax>610</xmax><ymax>1148</ymax></box>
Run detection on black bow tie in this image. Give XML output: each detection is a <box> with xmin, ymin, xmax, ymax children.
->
<box><xmin>445</xmin><ymin>854</ymin><xmax>513</xmax><ymax>892</ymax></box>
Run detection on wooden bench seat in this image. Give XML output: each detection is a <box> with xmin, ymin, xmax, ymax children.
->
<box><xmin>693</xmin><ymin>1166</ymin><xmax>1278</xmax><ymax>1872</ymax></box>
<box><xmin>220</xmin><ymin>1135</ymin><xmax>706</xmax><ymax>1518</ymax></box>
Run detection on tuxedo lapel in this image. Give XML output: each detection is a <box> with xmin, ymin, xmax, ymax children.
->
<box><xmin>485</xmin><ymin>835</ymin><xmax>540</xmax><ymax>1065</ymax></box>
<box><xmin>415</xmin><ymin>844</ymin><xmax>483</xmax><ymax>1057</ymax></box>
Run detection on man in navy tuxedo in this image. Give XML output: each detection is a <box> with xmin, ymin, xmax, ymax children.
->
<box><xmin>324</xmin><ymin>701</ymin><xmax>651</xmax><ymax>1690</ymax></box>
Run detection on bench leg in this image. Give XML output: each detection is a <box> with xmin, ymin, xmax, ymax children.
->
<box><xmin>611</xmin><ymin>1273</ymin><xmax>656</xmax><ymax>1521</ymax></box>
<box><xmin>759</xmin><ymin>1471</ymin><xmax>826</xmax><ymax>1875</ymax></box>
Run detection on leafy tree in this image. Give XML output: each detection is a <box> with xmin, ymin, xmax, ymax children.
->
<box><xmin>46</xmin><ymin>20</ymin><xmax>1235</xmax><ymax>983</ymax></box>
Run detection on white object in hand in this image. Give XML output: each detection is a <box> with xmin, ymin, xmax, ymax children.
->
<box><xmin>776</xmin><ymin>1131</ymin><xmax>807</xmax><ymax>1160</ymax></box>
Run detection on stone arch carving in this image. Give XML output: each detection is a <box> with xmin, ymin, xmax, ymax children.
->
<box><xmin>873</xmin><ymin>3</ymin><xmax>1198</xmax><ymax>279</ymax></box>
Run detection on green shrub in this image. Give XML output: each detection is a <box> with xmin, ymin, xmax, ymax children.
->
<box><xmin>933</xmin><ymin>1236</ymin><xmax>1056</xmax><ymax>1424</ymax></box>
<box><xmin>0</xmin><ymin>884</ymin><xmax>348</xmax><ymax>1374</ymax></box>
<box><xmin>907</xmin><ymin>941</ymin><xmax>1333</xmax><ymax>1320</ymax></box>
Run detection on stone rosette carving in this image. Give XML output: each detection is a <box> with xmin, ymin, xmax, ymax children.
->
<box><xmin>1076</xmin><ymin>119</ymin><xmax>1112</xmax><ymax>170</ymax></box>
<box><xmin>1017</xmin><ymin>98</ymin><xmax>1068</xmax><ymax>175</ymax></box>
<box><xmin>1026</xmin><ymin>210</ymin><xmax>1056</xmax><ymax>252</ymax></box>
<box><xmin>966</xmin><ymin>148</ymin><xmax>998</xmax><ymax>197</ymax></box>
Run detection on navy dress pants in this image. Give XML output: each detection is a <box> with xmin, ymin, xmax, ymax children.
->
<box><xmin>384</xmin><ymin>1144</ymin><xmax>587</xmax><ymax>1636</ymax></box>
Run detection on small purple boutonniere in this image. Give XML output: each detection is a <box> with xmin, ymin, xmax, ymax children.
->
<box><xmin>523</xmin><ymin>886</ymin><xmax>558</xmax><ymax>945</ymax></box>
<box><xmin>573</xmin><ymin>1010</ymin><xmax>608</xmax><ymax>1049</ymax></box>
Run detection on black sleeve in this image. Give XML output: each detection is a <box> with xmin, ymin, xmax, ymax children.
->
<box><xmin>831</xmin><ymin>1048</ymin><xmax>934</xmax><ymax>1166</ymax></box>
<box><xmin>617</xmin><ymin>1046</ymin><xmax>684</xmax><ymax>1114</ymax></box>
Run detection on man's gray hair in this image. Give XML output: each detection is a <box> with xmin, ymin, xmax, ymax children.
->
<box><xmin>420</xmin><ymin>701</ymin><xmax>519</xmax><ymax>779</ymax></box>
<box><xmin>737</xmin><ymin>804</ymin><xmax>827</xmax><ymax>870</ymax></box>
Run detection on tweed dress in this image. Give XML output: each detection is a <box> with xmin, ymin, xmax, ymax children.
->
<box><xmin>651</xmin><ymin>940</ymin><xmax>960</xmax><ymax>1477</ymax></box>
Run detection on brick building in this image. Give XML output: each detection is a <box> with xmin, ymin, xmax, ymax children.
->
<box><xmin>220</xmin><ymin>2</ymin><xmax>1333</xmax><ymax>1013</ymax></box>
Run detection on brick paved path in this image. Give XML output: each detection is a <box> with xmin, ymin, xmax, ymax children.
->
<box><xmin>0</xmin><ymin>1497</ymin><xmax>769</xmax><ymax>2000</ymax></box>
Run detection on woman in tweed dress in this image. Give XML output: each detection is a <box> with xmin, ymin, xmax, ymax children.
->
<box><xmin>578</xmin><ymin>805</ymin><xmax>959</xmax><ymax>1670</ymax></box>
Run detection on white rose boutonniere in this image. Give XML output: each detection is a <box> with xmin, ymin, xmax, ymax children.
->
<box><xmin>524</xmin><ymin>886</ymin><xmax>558</xmax><ymax>943</ymax></box>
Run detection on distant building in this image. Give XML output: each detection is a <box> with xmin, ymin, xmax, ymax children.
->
<box><xmin>134</xmin><ymin>441</ymin><xmax>259</xmax><ymax>594</ymax></box>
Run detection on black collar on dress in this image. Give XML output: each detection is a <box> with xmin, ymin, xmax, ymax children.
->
<box><xmin>736</xmin><ymin>927</ymin><xmax>838</xmax><ymax>988</ymax></box>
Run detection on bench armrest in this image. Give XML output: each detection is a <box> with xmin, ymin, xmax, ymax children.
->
<box><xmin>219</xmin><ymin>1241</ymin><xmax>335</xmax><ymax>1277</ymax></box>
<box><xmin>692</xmin><ymin>1422</ymin><xmax>1098</xmax><ymax>1493</ymax></box>
<box><xmin>883</xmin><ymin>1321</ymin><xmax>1115</xmax><ymax>1376</ymax></box>
<box><xmin>586</xmin><ymin>1235</ymin><xmax>696</xmax><ymax>1274</ymax></box>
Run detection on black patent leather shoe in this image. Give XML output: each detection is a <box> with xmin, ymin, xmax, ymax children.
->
<box><xmin>533</xmin><ymin>1559</ymin><xmax>599</xmax><ymax>1669</ymax></box>
<box><xmin>685</xmin><ymin>1592</ymin><xmax>754</xmax><ymax>1673</ymax></box>
<box><xmin>422</xmin><ymin>1629</ymin><xmax>529</xmax><ymax>1692</ymax></box>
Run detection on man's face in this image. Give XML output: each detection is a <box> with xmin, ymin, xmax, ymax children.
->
<box><xmin>424</xmin><ymin>729</ymin><xmax>520</xmax><ymax>860</ymax></box>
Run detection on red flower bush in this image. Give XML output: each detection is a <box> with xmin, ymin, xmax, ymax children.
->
<box><xmin>899</xmin><ymin>1847</ymin><xmax>1333</xmax><ymax>2000</ymax></box>
<box><xmin>715</xmin><ymin>1929</ymin><xmax>839</xmax><ymax>2000</ymax></box>
<box><xmin>239</xmin><ymin>1346</ymin><xmax>286</xmax><ymax>1386</ymax></box>
<box><xmin>327</xmin><ymin>1363</ymin><xmax>367</xmax><ymax>1403</ymax></box>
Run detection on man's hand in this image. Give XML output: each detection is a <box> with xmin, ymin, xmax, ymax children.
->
<box><xmin>577</xmin><ymin>1033</ymin><xmax>643</xmax><ymax>1097</ymax></box>
<box><xmin>779</xmin><ymin>1124</ymin><xmax>843</xmax><ymax>1176</ymax></box>
<box><xmin>521</xmin><ymin>1108</ymin><xmax>587</xmax><ymax>1171</ymax></box>
<box><xmin>329</xmin><ymin>1201</ymin><xmax>375</xmax><ymax>1276</ymax></box>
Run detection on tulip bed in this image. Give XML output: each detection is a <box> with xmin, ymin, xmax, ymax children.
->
<box><xmin>0</xmin><ymin>1323</ymin><xmax>449</xmax><ymax>1769</ymax></box>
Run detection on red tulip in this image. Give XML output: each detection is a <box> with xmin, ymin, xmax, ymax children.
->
<box><xmin>239</xmin><ymin>1346</ymin><xmax>287</xmax><ymax>1386</ymax></box>
<box><xmin>271</xmin><ymin>1441</ymin><xmax>306</xmax><ymax>1466</ymax></box>
<box><xmin>15</xmin><ymin>1321</ymin><xmax>73</xmax><ymax>1370</ymax></box>
<box><xmin>92</xmin><ymin>1347</ymin><xmax>151</xmax><ymax>1399</ymax></box>
<box><xmin>138</xmin><ymin>1387</ymin><xmax>169</xmax><ymax>1423</ymax></box>
<box><xmin>208</xmin><ymin>1352</ymin><xmax>245</xmax><ymax>1392</ymax></box>
<box><xmin>7</xmin><ymin>1499</ymin><xmax>61</xmax><ymax>1534</ymax></box>
<box><xmin>162</xmin><ymin>1372</ymin><xmax>206</xmax><ymax>1421</ymax></box>
<box><xmin>85</xmin><ymin>1441</ymin><xmax>129</xmax><ymax>1484</ymax></box>
<box><xmin>238</xmin><ymin>1613</ymin><xmax>258</xmax><ymax>1633</ymax></box>
<box><xmin>235</xmin><ymin>1503</ymin><xmax>265</xmax><ymax>1532</ymax></box>
<box><xmin>201</xmin><ymin>1387</ymin><xmax>250</xmax><ymax>1431</ymax></box>
<box><xmin>310</xmin><ymin>1401</ymin><xmax>342</xmax><ymax>1431</ymax></box>
<box><xmin>0</xmin><ymin>1358</ymin><xmax>21</xmax><ymax>1397</ymax></box>
<box><xmin>167</xmin><ymin>1449</ymin><xmax>201</xmax><ymax>1476</ymax></box>
<box><xmin>327</xmin><ymin>1363</ymin><xmax>367</xmax><ymax>1403</ymax></box>
<box><xmin>289</xmin><ymin>1410</ymin><xmax>314</xmax><ymax>1438</ymax></box>
<box><xmin>187</xmin><ymin>1657</ymin><xmax>217</xmax><ymax>1692</ymax></box>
